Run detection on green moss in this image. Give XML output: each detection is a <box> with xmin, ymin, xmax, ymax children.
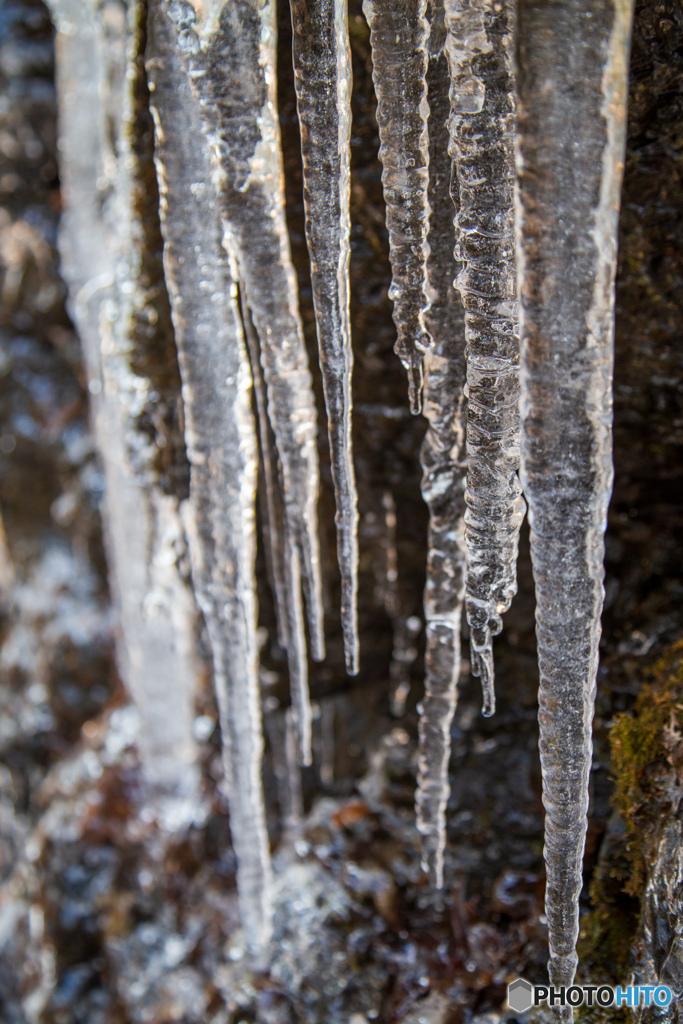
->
<box><xmin>577</xmin><ymin>849</ymin><xmax>640</xmax><ymax>1011</ymax></box>
<box><xmin>576</xmin><ymin>639</ymin><xmax>683</xmax><ymax>1012</ymax></box>
<box><xmin>610</xmin><ymin>638</ymin><xmax>683</xmax><ymax>896</ymax></box>
<box><xmin>575</xmin><ymin>1001</ymin><xmax>630</xmax><ymax>1024</ymax></box>
<box><xmin>347</xmin><ymin>7</ymin><xmax>371</xmax><ymax>46</ymax></box>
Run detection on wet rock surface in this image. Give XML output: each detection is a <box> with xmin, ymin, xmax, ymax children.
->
<box><xmin>0</xmin><ymin>0</ymin><xmax>682</xmax><ymax>1021</ymax></box>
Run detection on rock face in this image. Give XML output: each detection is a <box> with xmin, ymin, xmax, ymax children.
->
<box><xmin>0</xmin><ymin>0</ymin><xmax>682</xmax><ymax>1021</ymax></box>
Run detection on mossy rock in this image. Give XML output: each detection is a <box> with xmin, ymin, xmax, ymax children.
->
<box><xmin>576</xmin><ymin>639</ymin><xmax>683</xmax><ymax>1018</ymax></box>
<box><xmin>611</xmin><ymin>638</ymin><xmax>683</xmax><ymax>897</ymax></box>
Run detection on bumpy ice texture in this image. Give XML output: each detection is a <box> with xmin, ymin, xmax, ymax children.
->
<box><xmin>415</xmin><ymin>0</ymin><xmax>468</xmax><ymax>889</ymax></box>
<box><xmin>362</xmin><ymin>0</ymin><xmax>433</xmax><ymax>414</ymax></box>
<box><xmin>444</xmin><ymin>0</ymin><xmax>525</xmax><ymax>716</ymax></box>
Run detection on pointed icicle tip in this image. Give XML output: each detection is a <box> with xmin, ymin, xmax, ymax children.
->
<box><xmin>408</xmin><ymin>357</ymin><xmax>425</xmax><ymax>415</ymax></box>
<box><xmin>472</xmin><ymin>644</ymin><xmax>496</xmax><ymax>717</ymax></box>
<box><xmin>309</xmin><ymin>626</ymin><xmax>326</xmax><ymax>664</ymax></box>
<box><xmin>345</xmin><ymin>643</ymin><xmax>360</xmax><ymax>677</ymax></box>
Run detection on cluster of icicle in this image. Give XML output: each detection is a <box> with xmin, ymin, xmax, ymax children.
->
<box><xmin>49</xmin><ymin>0</ymin><xmax>634</xmax><ymax>1003</ymax></box>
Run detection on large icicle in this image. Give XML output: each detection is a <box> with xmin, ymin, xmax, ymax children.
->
<box><xmin>515</xmin><ymin>0</ymin><xmax>633</xmax><ymax>1004</ymax></box>
<box><xmin>163</xmin><ymin>0</ymin><xmax>324</xmax><ymax>759</ymax></box>
<box><xmin>290</xmin><ymin>0</ymin><xmax>360</xmax><ymax>676</ymax></box>
<box><xmin>362</xmin><ymin>0</ymin><xmax>432</xmax><ymax>414</ymax></box>
<box><xmin>415</xmin><ymin>0</ymin><xmax>468</xmax><ymax>889</ymax></box>
<box><xmin>444</xmin><ymin>0</ymin><xmax>525</xmax><ymax>716</ymax></box>
<box><xmin>147</xmin><ymin>1</ymin><xmax>272</xmax><ymax>952</ymax></box>
<box><xmin>48</xmin><ymin>0</ymin><xmax>199</xmax><ymax>799</ymax></box>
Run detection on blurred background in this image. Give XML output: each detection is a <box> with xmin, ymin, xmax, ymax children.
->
<box><xmin>0</xmin><ymin>1</ymin><xmax>682</xmax><ymax>1021</ymax></box>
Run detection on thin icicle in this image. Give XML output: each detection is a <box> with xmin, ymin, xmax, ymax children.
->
<box><xmin>319</xmin><ymin>700</ymin><xmax>335</xmax><ymax>787</ymax></box>
<box><xmin>382</xmin><ymin>489</ymin><xmax>399</xmax><ymax>620</ymax></box>
<box><xmin>242</xmin><ymin>302</ymin><xmax>295</xmax><ymax>648</ymax></box>
<box><xmin>164</xmin><ymin>0</ymin><xmax>325</xmax><ymax>715</ymax></box>
<box><xmin>415</xmin><ymin>0</ymin><xmax>468</xmax><ymax>889</ymax></box>
<box><xmin>290</xmin><ymin>0</ymin><xmax>359</xmax><ymax>675</ymax></box>
<box><xmin>515</xmin><ymin>0</ymin><xmax>633</xmax><ymax>1006</ymax></box>
<box><xmin>147</xmin><ymin>3</ymin><xmax>272</xmax><ymax>952</ymax></box>
<box><xmin>362</xmin><ymin>0</ymin><xmax>432</xmax><ymax>414</ymax></box>
<box><xmin>380</xmin><ymin>491</ymin><xmax>420</xmax><ymax>696</ymax></box>
<box><xmin>284</xmin><ymin>706</ymin><xmax>305</xmax><ymax>833</ymax></box>
<box><xmin>283</xmin><ymin>532</ymin><xmax>313</xmax><ymax>766</ymax></box>
<box><xmin>241</xmin><ymin>301</ymin><xmax>312</xmax><ymax>766</ymax></box>
<box><xmin>444</xmin><ymin>0</ymin><xmax>525</xmax><ymax>716</ymax></box>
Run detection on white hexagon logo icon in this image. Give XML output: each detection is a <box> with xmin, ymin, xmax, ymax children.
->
<box><xmin>508</xmin><ymin>978</ymin><xmax>534</xmax><ymax>1014</ymax></box>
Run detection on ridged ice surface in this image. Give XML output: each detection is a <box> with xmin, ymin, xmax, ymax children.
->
<box><xmin>241</xmin><ymin>304</ymin><xmax>311</xmax><ymax>763</ymax></box>
<box><xmin>515</xmin><ymin>0</ymin><xmax>633</xmax><ymax>1007</ymax></box>
<box><xmin>362</xmin><ymin>0</ymin><xmax>432</xmax><ymax>414</ymax></box>
<box><xmin>241</xmin><ymin>302</ymin><xmax>289</xmax><ymax>654</ymax></box>
<box><xmin>415</xmin><ymin>0</ymin><xmax>468</xmax><ymax>889</ymax></box>
<box><xmin>241</xmin><ymin>302</ymin><xmax>311</xmax><ymax>773</ymax></box>
<box><xmin>290</xmin><ymin>0</ymin><xmax>359</xmax><ymax>675</ymax></box>
<box><xmin>48</xmin><ymin>0</ymin><xmax>199</xmax><ymax>797</ymax></box>
<box><xmin>444</xmin><ymin>0</ymin><xmax>525</xmax><ymax>716</ymax></box>
<box><xmin>147</xmin><ymin>1</ymin><xmax>272</xmax><ymax>952</ymax></box>
<box><xmin>165</xmin><ymin>0</ymin><xmax>324</xmax><ymax>761</ymax></box>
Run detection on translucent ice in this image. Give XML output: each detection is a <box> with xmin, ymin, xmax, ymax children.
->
<box><xmin>515</xmin><ymin>0</ymin><xmax>634</xmax><ymax>1006</ymax></box>
<box><xmin>444</xmin><ymin>0</ymin><xmax>525</xmax><ymax>716</ymax></box>
<box><xmin>241</xmin><ymin>304</ymin><xmax>311</xmax><ymax>765</ymax></box>
<box><xmin>415</xmin><ymin>0</ymin><xmax>468</xmax><ymax>889</ymax></box>
<box><xmin>290</xmin><ymin>0</ymin><xmax>360</xmax><ymax>675</ymax></box>
<box><xmin>164</xmin><ymin>0</ymin><xmax>325</xmax><ymax>761</ymax></box>
<box><xmin>48</xmin><ymin>0</ymin><xmax>199</xmax><ymax>798</ymax></box>
<box><xmin>147</xmin><ymin>2</ymin><xmax>272</xmax><ymax>952</ymax></box>
<box><xmin>363</xmin><ymin>0</ymin><xmax>433</xmax><ymax>414</ymax></box>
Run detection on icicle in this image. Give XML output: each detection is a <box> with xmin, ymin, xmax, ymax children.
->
<box><xmin>164</xmin><ymin>0</ymin><xmax>325</xmax><ymax>735</ymax></box>
<box><xmin>362</xmin><ymin>0</ymin><xmax>432</xmax><ymax>414</ymax></box>
<box><xmin>265</xmin><ymin>706</ymin><xmax>304</xmax><ymax>834</ymax></box>
<box><xmin>443</xmin><ymin>0</ymin><xmax>525</xmax><ymax>717</ymax></box>
<box><xmin>284</xmin><ymin>706</ymin><xmax>305</xmax><ymax>833</ymax></box>
<box><xmin>416</xmin><ymin>346</ymin><xmax>467</xmax><ymax>887</ymax></box>
<box><xmin>382</xmin><ymin>489</ymin><xmax>399</xmax><ymax>620</ymax></box>
<box><xmin>415</xmin><ymin>0</ymin><xmax>468</xmax><ymax>889</ymax></box>
<box><xmin>241</xmin><ymin>300</ymin><xmax>307</xmax><ymax>717</ymax></box>
<box><xmin>241</xmin><ymin>302</ymin><xmax>312</xmax><ymax>765</ymax></box>
<box><xmin>241</xmin><ymin>301</ymin><xmax>288</xmax><ymax>653</ymax></box>
<box><xmin>48</xmin><ymin>0</ymin><xmax>199</xmax><ymax>799</ymax></box>
<box><xmin>515</xmin><ymin>0</ymin><xmax>633</xmax><ymax>1005</ymax></box>
<box><xmin>290</xmin><ymin>0</ymin><xmax>360</xmax><ymax>675</ymax></box>
<box><xmin>319</xmin><ymin>700</ymin><xmax>335</xmax><ymax>787</ymax></box>
<box><xmin>283</xmin><ymin>532</ymin><xmax>313</xmax><ymax>766</ymax></box>
<box><xmin>147</xmin><ymin>3</ymin><xmax>272</xmax><ymax>952</ymax></box>
<box><xmin>380</xmin><ymin>491</ymin><xmax>418</xmax><ymax>695</ymax></box>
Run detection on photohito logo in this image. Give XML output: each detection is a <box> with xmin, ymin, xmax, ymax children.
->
<box><xmin>507</xmin><ymin>978</ymin><xmax>673</xmax><ymax>1013</ymax></box>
